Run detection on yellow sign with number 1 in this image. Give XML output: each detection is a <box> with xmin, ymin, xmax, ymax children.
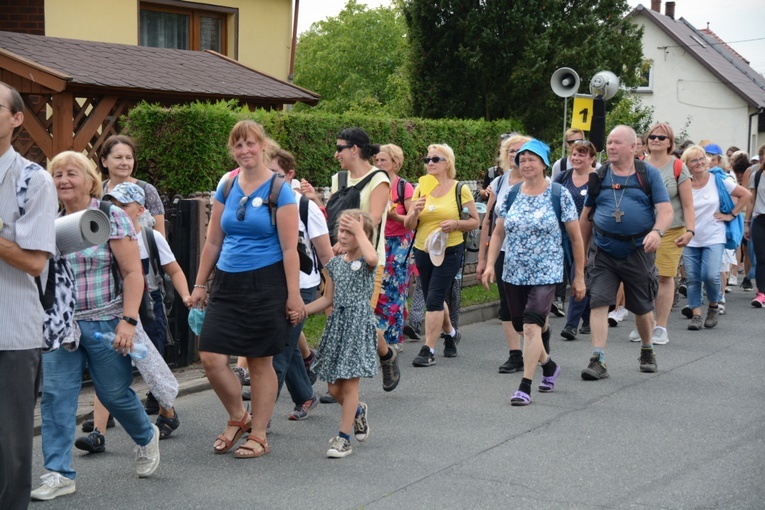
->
<box><xmin>571</xmin><ymin>94</ymin><xmax>594</xmax><ymax>131</ymax></box>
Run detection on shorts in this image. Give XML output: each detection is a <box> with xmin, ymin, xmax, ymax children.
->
<box><xmin>502</xmin><ymin>282</ymin><xmax>556</xmax><ymax>333</ymax></box>
<box><xmin>655</xmin><ymin>226</ymin><xmax>685</xmax><ymax>277</ymax></box>
<box><xmin>586</xmin><ymin>246</ymin><xmax>658</xmax><ymax>316</ymax></box>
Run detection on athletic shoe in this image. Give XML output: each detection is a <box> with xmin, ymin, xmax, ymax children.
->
<box><xmin>752</xmin><ymin>293</ymin><xmax>765</xmax><ymax>308</ymax></box>
<box><xmin>82</xmin><ymin>413</ymin><xmax>115</xmax><ymax>433</ymax></box>
<box><xmin>380</xmin><ymin>348</ymin><xmax>400</xmax><ymax>392</ymax></box>
<box><xmin>303</xmin><ymin>349</ymin><xmax>317</xmax><ymax>385</ymax></box>
<box><xmin>391</xmin><ymin>342</ymin><xmax>404</xmax><ymax>353</ymax></box>
<box><xmin>403</xmin><ymin>323</ymin><xmax>421</xmax><ymax>341</ymax></box>
<box><xmin>289</xmin><ymin>395</ymin><xmax>319</xmax><ymax>421</ymax></box>
<box><xmin>30</xmin><ymin>472</ymin><xmax>76</xmax><ymax>501</ymax></box>
<box><xmin>232</xmin><ymin>365</ymin><xmax>249</xmax><ymax>387</ymax></box>
<box><xmin>326</xmin><ymin>436</ymin><xmax>352</xmax><ymax>458</ymax></box>
<box><xmin>581</xmin><ymin>356</ymin><xmax>609</xmax><ymax>380</ymax></box>
<box><xmin>74</xmin><ymin>429</ymin><xmax>106</xmax><ymax>453</ymax></box>
<box><xmin>608</xmin><ymin>306</ymin><xmax>628</xmax><ymax>327</ymax></box>
<box><xmin>688</xmin><ymin>315</ymin><xmax>703</xmax><ymax>330</ymax></box>
<box><xmin>442</xmin><ymin>330</ymin><xmax>461</xmax><ymax>358</ymax></box>
<box><xmin>550</xmin><ymin>299</ymin><xmax>565</xmax><ymax>317</ymax></box>
<box><xmin>353</xmin><ymin>402</ymin><xmax>369</xmax><ymax>442</ymax></box>
<box><xmin>728</xmin><ymin>274</ymin><xmax>738</xmax><ymax>286</ymax></box>
<box><xmin>579</xmin><ymin>323</ymin><xmax>591</xmax><ymax>335</ymax></box>
<box><xmin>718</xmin><ymin>304</ymin><xmax>726</xmax><ymax>315</ymax></box>
<box><xmin>704</xmin><ymin>307</ymin><xmax>719</xmax><ymax>329</ymax></box>
<box><xmin>741</xmin><ymin>278</ymin><xmax>754</xmax><ymax>291</ymax></box>
<box><xmin>628</xmin><ymin>328</ymin><xmax>641</xmax><ymax>342</ymax></box>
<box><xmin>681</xmin><ymin>306</ymin><xmax>694</xmax><ymax>319</ymax></box>
<box><xmin>319</xmin><ymin>392</ymin><xmax>337</xmax><ymax>404</ymax></box>
<box><xmin>412</xmin><ymin>345</ymin><xmax>435</xmax><ymax>367</ymax></box>
<box><xmin>242</xmin><ymin>386</ymin><xmax>251</xmax><ymax>401</ymax></box>
<box><xmin>652</xmin><ymin>326</ymin><xmax>668</xmax><ymax>345</ymax></box>
<box><xmin>538</xmin><ymin>365</ymin><xmax>561</xmax><ymax>393</ymax></box>
<box><xmin>135</xmin><ymin>425</ymin><xmax>160</xmax><ymax>478</ymax></box>
<box><xmin>498</xmin><ymin>351</ymin><xmax>523</xmax><ymax>374</ymax></box>
<box><xmin>639</xmin><ymin>348</ymin><xmax>657</xmax><ymax>373</ymax></box>
<box><xmin>560</xmin><ymin>324</ymin><xmax>577</xmax><ymax>340</ymax></box>
<box><xmin>724</xmin><ymin>286</ymin><xmax>732</xmax><ymax>294</ymax></box>
<box><xmin>678</xmin><ymin>278</ymin><xmax>687</xmax><ymax>297</ymax></box>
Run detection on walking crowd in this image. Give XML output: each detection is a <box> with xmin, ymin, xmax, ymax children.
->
<box><xmin>1</xmin><ymin>80</ymin><xmax>764</xmax><ymax>508</ymax></box>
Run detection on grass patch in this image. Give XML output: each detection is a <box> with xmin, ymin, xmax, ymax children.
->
<box><xmin>302</xmin><ymin>282</ymin><xmax>498</xmax><ymax>346</ymax></box>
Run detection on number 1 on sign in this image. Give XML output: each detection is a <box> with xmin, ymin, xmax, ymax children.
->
<box><xmin>571</xmin><ymin>94</ymin><xmax>594</xmax><ymax>131</ymax></box>
<box><xmin>579</xmin><ymin>107</ymin><xmax>588</xmax><ymax>123</ymax></box>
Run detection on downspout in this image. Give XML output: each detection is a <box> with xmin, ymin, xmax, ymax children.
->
<box><xmin>286</xmin><ymin>0</ymin><xmax>300</xmax><ymax>111</ymax></box>
<box><xmin>747</xmin><ymin>109</ymin><xmax>759</xmax><ymax>155</ymax></box>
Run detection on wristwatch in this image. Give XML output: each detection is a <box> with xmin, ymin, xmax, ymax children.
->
<box><xmin>122</xmin><ymin>316</ymin><xmax>138</xmax><ymax>326</ymax></box>
<box><xmin>686</xmin><ymin>229</ymin><xmax>695</xmax><ymax>236</ymax></box>
<box><xmin>652</xmin><ymin>228</ymin><xmax>664</xmax><ymax>237</ymax></box>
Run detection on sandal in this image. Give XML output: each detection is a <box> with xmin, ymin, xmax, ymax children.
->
<box><xmin>538</xmin><ymin>365</ymin><xmax>561</xmax><ymax>393</ymax></box>
<box><xmin>233</xmin><ymin>435</ymin><xmax>270</xmax><ymax>459</ymax></box>
<box><xmin>510</xmin><ymin>390</ymin><xmax>531</xmax><ymax>406</ymax></box>
<box><xmin>156</xmin><ymin>410</ymin><xmax>180</xmax><ymax>440</ymax></box>
<box><xmin>213</xmin><ymin>411</ymin><xmax>251</xmax><ymax>454</ymax></box>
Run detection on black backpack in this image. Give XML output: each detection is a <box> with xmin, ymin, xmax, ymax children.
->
<box><xmin>142</xmin><ymin>227</ymin><xmax>175</xmax><ymax>313</ymax></box>
<box><xmin>325</xmin><ymin>169</ymin><xmax>387</xmax><ymax>245</ymax></box>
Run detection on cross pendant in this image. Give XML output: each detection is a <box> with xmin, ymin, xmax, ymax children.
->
<box><xmin>612</xmin><ymin>208</ymin><xmax>624</xmax><ymax>223</ymax></box>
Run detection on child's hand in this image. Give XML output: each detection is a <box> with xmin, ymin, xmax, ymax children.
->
<box><xmin>182</xmin><ymin>295</ymin><xmax>193</xmax><ymax>308</ymax></box>
<box><xmin>300</xmin><ymin>179</ymin><xmax>317</xmax><ymax>201</ymax></box>
<box><xmin>288</xmin><ymin>310</ymin><xmax>302</xmax><ymax>325</ymax></box>
<box><xmin>339</xmin><ymin>214</ymin><xmax>364</xmax><ymax>238</ymax></box>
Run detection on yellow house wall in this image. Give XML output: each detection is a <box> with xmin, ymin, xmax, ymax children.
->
<box><xmin>43</xmin><ymin>0</ymin><xmax>292</xmax><ymax>80</ymax></box>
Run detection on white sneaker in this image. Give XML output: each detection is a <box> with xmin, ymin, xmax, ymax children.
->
<box><xmin>628</xmin><ymin>328</ymin><xmax>641</xmax><ymax>342</ymax></box>
<box><xmin>718</xmin><ymin>304</ymin><xmax>726</xmax><ymax>315</ymax></box>
<box><xmin>728</xmin><ymin>275</ymin><xmax>738</xmax><ymax>286</ymax></box>
<box><xmin>30</xmin><ymin>472</ymin><xmax>76</xmax><ymax>501</ymax></box>
<box><xmin>608</xmin><ymin>306</ymin><xmax>628</xmax><ymax>326</ymax></box>
<box><xmin>652</xmin><ymin>326</ymin><xmax>669</xmax><ymax>345</ymax></box>
<box><xmin>135</xmin><ymin>424</ymin><xmax>160</xmax><ymax>477</ymax></box>
<box><xmin>616</xmin><ymin>307</ymin><xmax>629</xmax><ymax>321</ymax></box>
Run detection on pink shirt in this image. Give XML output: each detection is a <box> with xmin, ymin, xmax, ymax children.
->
<box><xmin>385</xmin><ymin>176</ymin><xmax>414</xmax><ymax>238</ymax></box>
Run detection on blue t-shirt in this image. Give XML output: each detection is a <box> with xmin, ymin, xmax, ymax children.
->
<box><xmin>555</xmin><ymin>170</ymin><xmax>589</xmax><ymax>215</ymax></box>
<box><xmin>214</xmin><ymin>175</ymin><xmax>297</xmax><ymax>273</ymax></box>
<box><xmin>584</xmin><ymin>163</ymin><xmax>669</xmax><ymax>259</ymax></box>
<box><xmin>500</xmin><ymin>185</ymin><xmax>578</xmax><ymax>285</ymax></box>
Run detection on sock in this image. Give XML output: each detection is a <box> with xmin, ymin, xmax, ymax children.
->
<box><xmin>709</xmin><ymin>304</ymin><xmax>718</xmax><ymax>309</ymax></box>
<box><xmin>593</xmin><ymin>348</ymin><xmax>605</xmax><ymax>362</ymax></box>
<box><xmin>380</xmin><ymin>349</ymin><xmax>393</xmax><ymax>361</ymax></box>
<box><xmin>541</xmin><ymin>358</ymin><xmax>557</xmax><ymax>377</ymax></box>
<box><xmin>447</xmin><ymin>327</ymin><xmax>456</xmax><ymax>337</ymax></box>
<box><xmin>355</xmin><ymin>404</ymin><xmax>363</xmax><ymax>418</ymax></box>
<box><xmin>519</xmin><ymin>378</ymin><xmax>532</xmax><ymax>395</ymax></box>
<box><xmin>303</xmin><ymin>351</ymin><xmax>315</xmax><ymax>362</ymax></box>
<box><xmin>338</xmin><ymin>431</ymin><xmax>350</xmax><ymax>441</ymax></box>
<box><xmin>641</xmin><ymin>344</ymin><xmax>653</xmax><ymax>351</ymax></box>
<box><xmin>428</xmin><ymin>346</ymin><xmax>435</xmax><ymax>355</ymax></box>
<box><xmin>510</xmin><ymin>349</ymin><xmax>522</xmax><ymax>357</ymax></box>
<box><xmin>655</xmin><ymin>326</ymin><xmax>667</xmax><ymax>333</ymax></box>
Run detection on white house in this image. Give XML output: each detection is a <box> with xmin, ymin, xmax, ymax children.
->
<box><xmin>628</xmin><ymin>1</ymin><xmax>765</xmax><ymax>155</ymax></box>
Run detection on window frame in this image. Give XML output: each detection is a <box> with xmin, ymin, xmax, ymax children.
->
<box><xmin>139</xmin><ymin>1</ymin><xmax>236</xmax><ymax>55</ymax></box>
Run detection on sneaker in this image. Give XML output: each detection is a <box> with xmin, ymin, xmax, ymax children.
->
<box><xmin>242</xmin><ymin>386</ymin><xmax>251</xmax><ymax>401</ymax></box>
<box><xmin>442</xmin><ymin>330</ymin><xmax>461</xmax><ymax>358</ymax></box>
<box><xmin>82</xmin><ymin>413</ymin><xmax>115</xmax><ymax>433</ymax></box>
<box><xmin>538</xmin><ymin>365</ymin><xmax>561</xmax><ymax>393</ymax></box>
<box><xmin>391</xmin><ymin>342</ymin><xmax>404</xmax><ymax>354</ymax></box>
<box><xmin>741</xmin><ymin>278</ymin><xmax>754</xmax><ymax>291</ymax></box>
<box><xmin>752</xmin><ymin>293</ymin><xmax>765</xmax><ymax>308</ymax></box>
<box><xmin>135</xmin><ymin>424</ymin><xmax>160</xmax><ymax>478</ymax></box>
<box><xmin>510</xmin><ymin>390</ymin><xmax>531</xmax><ymax>406</ymax></box>
<box><xmin>579</xmin><ymin>323</ymin><xmax>591</xmax><ymax>335</ymax></box>
<box><xmin>550</xmin><ymin>299</ymin><xmax>565</xmax><ymax>317</ymax></box>
<box><xmin>560</xmin><ymin>324</ymin><xmax>577</xmax><ymax>340</ymax></box>
<box><xmin>74</xmin><ymin>429</ymin><xmax>106</xmax><ymax>453</ymax></box>
<box><xmin>678</xmin><ymin>278</ymin><xmax>687</xmax><ymax>297</ymax></box>
<box><xmin>639</xmin><ymin>348</ymin><xmax>657</xmax><ymax>373</ymax></box>
<box><xmin>704</xmin><ymin>307</ymin><xmax>720</xmax><ymax>328</ymax></box>
<box><xmin>581</xmin><ymin>356</ymin><xmax>609</xmax><ymax>380</ymax></box>
<box><xmin>608</xmin><ymin>306</ymin><xmax>627</xmax><ymax>327</ymax></box>
<box><xmin>326</xmin><ymin>436</ymin><xmax>352</xmax><ymax>458</ymax></box>
<box><xmin>232</xmin><ymin>365</ymin><xmax>249</xmax><ymax>387</ymax></box>
<box><xmin>688</xmin><ymin>315</ymin><xmax>703</xmax><ymax>330</ymax></box>
<box><xmin>628</xmin><ymin>328</ymin><xmax>641</xmax><ymax>342</ymax></box>
<box><xmin>412</xmin><ymin>345</ymin><xmax>436</xmax><ymax>367</ymax></box>
<box><xmin>303</xmin><ymin>349</ymin><xmax>317</xmax><ymax>385</ymax></box>
<box><xmin>30</xmin><ymin>472</ymin><xmax>76</xmax><ymax>501</ymax></box>
<box><xmin>718</xmin><ymin>303</ymin><xmax>726</xmax><ymax>315</ymax></box>
<box><xmin>681</xmin><ymin>305</ymin><xmax>694</xmax><ymax>319</ymax></box>
<box><xmin>403</xmin><ymin>323</ymin><xmax>420</xmax><ymax>341</ymax></box>
<box><xmin>728</xmin><ymin>274</ymin><xmax>738</xmax><ymax>286</ymax></box>
<box><xmin>498</xmin><ymin>351</ymin><xmax>523</xmax><ymax>374</ymax></box>
<box><xmin>289</xmin><ymin>394</ymin><xmax>319</xmax><ymax>421</ymax></box>
<box><xmin>380</xmin><ymin>348</ymin><xmax>401</xmax><ymax>392</ymax></box>
<box><xmin>724</xmin><ymin>286</ymin><xmax>732</xmax><ymax>294</ymax></box>
<box><xmin>319</xmin><ymin>391</ymin><xmax>337</xmax><ymax>404</ymax></box>
<box><xmin>353</xmin><ymin>402</ymin><xmax>369</xmax><ymax>442</ymax></box>
<box><xmin>652</xmin><ymin>326</ymin><xmax>669</xmax><ymax>345</ymax></box>
<box><xmin>144</xmin><ymin>392</ymin><xmax>159</xmax><ymax>415</ymax></box>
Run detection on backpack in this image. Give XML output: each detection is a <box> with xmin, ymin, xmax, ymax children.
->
<box><xmin>396</xmin><ymin>176</ymin><xmax>409</xmax><ymax>208</ymax></box>
<box><xmin>325</xmin><ymin>169</ymin><xmax>387</xmax><ymax>245</ymax></box>
<box><xmin>298</xmin><ymin>194</ymin><xmax>320</xmax><ymax>274</ymax></box>
<box><xmin>16</xmin><ymin>163</ymin><xmax>76</xmax><ymax>353</ymax></box>
<box><xmin>504</xmin><ymin>182</ymin><xmax>573</xmax><ymax>267</ymax></box>
<box><xmin>142</xmin><ymin>227</ymin><xmax>175</xmax><ymax>313</ymax></box>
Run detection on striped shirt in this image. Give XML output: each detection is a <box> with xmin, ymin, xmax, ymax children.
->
<box><xmin>0</xmin><ymin>148</ymin><xmax>57</xmax><ymax>351</ymax></box>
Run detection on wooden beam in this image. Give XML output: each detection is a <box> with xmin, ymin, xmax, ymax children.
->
<box><xmin>21</xmin><ymin>109</ymin><xmax>52</xmax><ymax>159</ymax></box>
<box><xmin>52</xmin><ymin>92</ymin><xmax>74</xmax><ymax>155</ymax></box>
<box><xmin>74</xmin><ymin>95</ymin><xmax>117</xmax><ymax>152</ymax></box>
<box><xmin>0</xmin><ymin>50</ymin><xmax>69</xmax><ymax>93</ymax></box>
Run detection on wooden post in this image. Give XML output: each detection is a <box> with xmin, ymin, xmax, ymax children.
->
<box><xmin>51</xmin><ymin>92</ymin><xmax>74</xmax><ymax>155</ymax></box>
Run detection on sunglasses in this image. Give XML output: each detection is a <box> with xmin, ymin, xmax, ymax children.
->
<box><xmin>423</xmin><ymin>156</ymin><xmax>447</xmax><ymax>164</ymax></box>
<box><xmin>572</xmin><ymin>140</ymin><xmax>593</xmax><ymax>147</ymax></box>
<box><xmin>336</xmin><ymin>144</ymin><xmax>354</xmax><ymax>153</ymax></box>
<box><xmin>236</xmin><ymin>195</ymin><xmax>249</xmax><ymax>221</ymax></box>
<box><xmin>648</xmin><ymin>134</ymin><xmax>668</xmax><ymax>141</ymax></box>
<box><xmin>566</xmin><ymin>139</ymin><xmax>584</xmax><ymax>146</ymax></box>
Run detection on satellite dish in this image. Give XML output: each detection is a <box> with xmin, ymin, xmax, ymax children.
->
<box><xmin>551</xmin><ymin>68</ymin><xmax>580</xmax><ymax>98</ymax></box>
<box><xmin>589</xmin><ymin>70</ymin><xmax>620</xmax><ymax>100</ymax></box>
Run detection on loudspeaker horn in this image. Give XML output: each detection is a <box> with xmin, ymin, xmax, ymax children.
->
<box><xmin>550</xmin><ymin>68</ymin><xmax>580</xmax><ymax>98</ymax></box>
<box><xmin>589</xmin><ymin>70</ymin><xmax>620</xmax><ymax>100</ymax></box>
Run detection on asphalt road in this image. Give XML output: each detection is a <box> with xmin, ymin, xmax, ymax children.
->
<box><xmin>31</xmin><ymin>288</ymin><xmax>765</xmax><ymax>509</ymax></box>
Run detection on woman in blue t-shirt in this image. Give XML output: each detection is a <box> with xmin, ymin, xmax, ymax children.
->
<box><xmin>189</xmin><ymin>120</ymin><xmax>303</xmax><ymax>459</ymax></box>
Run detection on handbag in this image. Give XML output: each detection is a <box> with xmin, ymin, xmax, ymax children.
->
<box><xmin>710</xmin><ymin>167</ymin><xmax>744</xmax><ymax>249</ymax></box>
<box><xmin>138</xmin><ymin>285</ymin><xmax>156</xmax><ymax>325</ymax></box>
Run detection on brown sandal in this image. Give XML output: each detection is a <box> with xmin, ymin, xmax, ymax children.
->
<box><xmin>233</xmin><ymin>435</ymin><xmax>270</xmax><ymax>459</ymax></box>
<box><xmin>213</xmin><ymin>411</ymin><xmax>252</xmax><ymax>454</ymax></box>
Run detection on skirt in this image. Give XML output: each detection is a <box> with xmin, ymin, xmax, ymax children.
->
<box><xmin>199</xmin><ymin>262</ymin><xmax>289</xmax><ymax>358</ymax></box>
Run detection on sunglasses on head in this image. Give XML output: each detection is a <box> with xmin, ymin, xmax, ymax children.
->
<box><xmin>236</xmin><ymin>195</ymin><xmax>249</xmax><ymax>221</ymax></box>
<box><xmin>566</xmin><ymin>138</ymin><xmax>584</xmax><ymax>146</ymax></box>
<box><xmin>648</xmin><ymin>134</ymin><xmax>668</xmax><ymax>141</ymax></box>
<box><xmin>423</xmin><ymin>156</ymin><xmax>446</xmax><ymax>164</ymax></box>
<box><xmin>336</xmin><ymin>144</ymin><xmax>354</xmax><ymax>153</ymax></box>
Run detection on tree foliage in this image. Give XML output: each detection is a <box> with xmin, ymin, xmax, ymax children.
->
<box><xmin>403</xmin><ymin>0</ymin><xmax>645</xmax><ymax>143</ymax></box>
<box><xmin>294</xmin><ymin>0</ymin><xmax>411</xmax><ymax>116</ymax></box>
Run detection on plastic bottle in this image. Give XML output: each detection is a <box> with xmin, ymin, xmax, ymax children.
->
<box><xmin>94</xmin><ymin>331</ymin><xmax>148</xmax><ymax>360</ymax></box>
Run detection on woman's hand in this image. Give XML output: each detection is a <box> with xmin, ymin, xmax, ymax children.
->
<box><xmin>189</xmin><ymin>287</ymin><xmax>207</xmax><ymax>309</ymax></box>
<box><xmin>113</xmin><ymin>321</ymin><xmax>136</xmax><ymax>356</ymax></box>
<box><xmin>481</xmin><ymin>266</ymin><xmax>495</xmax><ymax>291</ymax></box>
<box><xmin>475</xmin><ymin>259</ymin><xmax>486</xmax><ymax>281</ymax></box>
<box><xmin>300</xmin><ymin>179</ymin><xmax>318</xmax><ymax>202</ymax></box>
<box><xmin>674</xmin><ymin>231</ymin><xmax>693</xmax><ymax>247</ymax></box>
<box><xmin>412</xmin><ymin>196</ymin><xmax>426</xmax><ymax>216</ymax></box>
<box><xmin>287</xmin><ymin>294</ymin><xmax>305</xmax><ymax>324</ymax></box>
<box><xmin>440</xmin><ymin>219</ymin><xmax>460</xmax><ymax>233</ymax></box>
<box><xmin>713</xmin><ymin>212</ymin><xmax>736</xmax><ymax>222</ymax></box>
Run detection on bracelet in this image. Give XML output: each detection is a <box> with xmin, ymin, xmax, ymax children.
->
<box><xmin>193</xmin><ymin>285</ymin><xmax>206</xmax><ymax>290</ymax></box>
<box><xmin>745</xmin><ymin>220</ymin><xmax>751</xmax><ymax>224</ymax></box>
<box><xmin>687</xmin><ymin>229</ymin><xmax>695</xmax><ymax>236</ymax></box>
<box><xmin>121</xmin><ymin>315</ymin><xmax>138</xmax><ymax>326</ymax></box>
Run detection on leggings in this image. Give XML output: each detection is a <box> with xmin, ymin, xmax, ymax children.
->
<box><xmin>751</xmin><ymin>215</ymin><xmax>765</xmax><ymax>293</ymax></box>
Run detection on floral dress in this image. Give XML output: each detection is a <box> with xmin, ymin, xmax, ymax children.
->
<box><xmin>315</xmin><ymin>255</ymin><xmax>378</xmax><ymax>382</ymax></box>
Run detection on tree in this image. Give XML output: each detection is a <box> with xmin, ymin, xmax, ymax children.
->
<box><xmin>403</xmin><ymin>0</ymin><xmax>645</xmax><ymax>143</ymax></box>
<box><xmin>294</xmin><ymin>0</ymin><xmax>411</xmax><ymax>116</ymax></box>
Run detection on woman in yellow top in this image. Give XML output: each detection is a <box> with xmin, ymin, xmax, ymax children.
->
<box><xmin>404</xmin><ymin>144</ymin><xmax>479</xmax><ymax>366</ymax></box>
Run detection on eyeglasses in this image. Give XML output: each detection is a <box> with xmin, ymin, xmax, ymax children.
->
<box><xmin>688</xmin><ymin>157</ymin><xmax>706</xmax><ymax>166</ymax></box>
<box><xmin>236</xmin><ymin>195</ymin><xmax>249</xmax><ymax>221</ymax></box>
<box><xmin>566</xmin><ymin>139</ymin><xmax>584</xmax><ymax>146</ymax></box>
<box><xmin>648</xmin><ymin>134</ymin><xmax>668</xmax><ymax>141</ymax></box>
<box><xmin>500</xmin><ymin>133</ymin><xmax>514</xmax><ymax>140</ymax></box>
<box><xmin>336</xmin><ymin>144</ymin><xmax>353</xmax><ymax>153</ymax></box>
<box><xmin>423</xmin><ymin>156</ymin><xmax>447</xmax><ymax>164</ymax></box>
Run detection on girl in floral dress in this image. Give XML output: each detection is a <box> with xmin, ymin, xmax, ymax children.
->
<box><xmin>296</xmin><ymin>209</ymin><xmax>378</xmax><ymax>458</ymax></box>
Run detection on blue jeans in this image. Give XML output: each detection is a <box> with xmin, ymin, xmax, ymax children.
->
<box><xmin>747</xmin><ymin>237</ymin><xmax>756</xmax><ymax>281</ymax></box>
<box><xmin>40</xmin><ymin>319</ymin><xmax>154</xmax><ymax>479</ymax></box>
<box><xmin>273</xmin><ymin>287</ymin><xmax>316</xmax><ymax>406</ymax></box>
<box><xmin>683</xmin><ymin>244</ymin><xmax>725</xmax><ymax>309</ymax></box>
<box><xmin>565</xmin><ymin>262</ymin><xmax>590</xmax><ymax>328</ymax></box>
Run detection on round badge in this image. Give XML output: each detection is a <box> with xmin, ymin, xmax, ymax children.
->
<box><xmin>703</xmin><ymin>193</ymin><xmax>710</xmax><ymax>200</ymax></box>
<box><xmin>351</xmin><ymin>260</ymin><xmax>362</xmax><ymax>271</ymax></box>
<box><xmin>580</xmin><ymin>189</ymin><xmax>588</xmax><ymax>196</ymax></box>
<box><xmin>428</xmin><ymin>205</ymin><xmax>436</xmax><ymax>212</ymax></box>
<box><xmin>252</xmin><ymin>197</ymin><xmax>263</xmax><ymax>208</ymax></box>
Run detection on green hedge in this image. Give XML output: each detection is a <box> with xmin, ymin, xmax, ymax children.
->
<box><xmin>123</xmin><ymin>101</ymin><xmax>523</xmax><ymax>197</ymax></box>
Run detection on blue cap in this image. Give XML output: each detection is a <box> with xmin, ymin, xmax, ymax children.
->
<box><xmin>515</xmin><ymin>139</ymin><xmax>551</xmax><ymax>168</ymax></box>
<box><xmin>704</xmin><ymin>143</ymin><xmax>723</xmax><ymax>156</ymax></box>
<box><xmin>104</xmin><ymin>182</ymin><xmax>146</xmax><ymax>206</ymax></box>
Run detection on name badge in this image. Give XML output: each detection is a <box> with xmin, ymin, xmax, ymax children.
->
<box><xmin>351</xmin><ymin>260</ymin><xmax>362</xmax><ymax>271</ymax></box>
<box><xmin>252</xmin><ymin>197</ymin><xmax>263</xmax><ymax>208</ymax></box>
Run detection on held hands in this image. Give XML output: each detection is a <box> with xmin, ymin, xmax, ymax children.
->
<box><xmin>182</xmin><ymin>295</ymin><xmax>194</xmax><ymax>308</ymax></box>
<box><xmin>189</xmin><ymin>287</ymin><xmax>207</xmax><ymax>309</ymax></box>
<box><xmin>113</xmin><ymin>320</ymin><xmax>136</xmax><ymax>356</ymax></box>
<box><xmin>287</xmin><ymin>295</ymin><xmax>306</xmax><ymax>326</ymax></box>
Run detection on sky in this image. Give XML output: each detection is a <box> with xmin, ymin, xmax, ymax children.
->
<box><xmin>295</xmin><ymin>0</ymin><xmax>765</xmax><ymax>74</ymax></box>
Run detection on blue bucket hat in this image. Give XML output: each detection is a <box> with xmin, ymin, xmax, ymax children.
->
<box><xmin>103</xmin><ymin>182</ymin><xmax>146</xmax><ymax>206</ymax></box>
<box><xmin>704</xmin><ymin>143</ymin><xmax>723</xmax><ymax>156</ymax></box>
<box><xmin>515</xmin><ymin>139</ymin><xmax>551</xmax><ymax>168</ymax></box>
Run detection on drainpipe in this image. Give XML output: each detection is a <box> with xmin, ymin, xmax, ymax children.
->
<box><xmin>289</xmin><ymin>0</ymin><xmax>299</xmax><ymax>84</ymax></box>
<box><xmin>747</xmin><ymin>109</ymin><xmax>760</xmax><ymax>155</ymax></box>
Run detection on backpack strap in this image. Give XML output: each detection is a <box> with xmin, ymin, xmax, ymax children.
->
<box><xmin>267</xmin><ymin>173</ymin><xmax>287</xmax><ymax>227</ymax></box>
<box><xmin>397</xmin><ymin>176</ymin><xmax>408</xmax><ymax>207</ymax></box>
<box><xmin>134</xmin><ymin>179</ymin><xmax>149</xmax><ymax>190</ymax></box>
<box><xmin>98</xmin><ymin>200</ymin><xmax>123</xmax><ymax>295</ymax></box>
<box><xmin>298</xmin><ymin>194</ymin><xmax>320</xmax><ymax>270</ymax></box>
<box><xmin>338</xmin><ymin>170</ymin><xmax>348</xmax><ymax>190</ymax></box>
<box><xmin>550</xmin><ymin>182</ymin><xmax>573</xmax><ymax>267</ymax></box>
<box><xmin>222</xmin><ymin>168</ymin><xmax>241</xmax><ymax>202</ymax></box>
<box><xmin>559</xmin><ymin>157</ymin><xmax>568</xmax><ymax>175</ymax></box>
<box><xmin>755</xmin><ymin>168</ymin><xmax>762</xmax><ymax>191</ymax></box>
<box><xmin>143</xmin><ymin>226</ymin><xmax>166</xmax><ymax>280</ymax></box>
<box><xmin>673</xmin><ymin>158</ymin><xmax>682</xmax><ymax>181</ymax></box>
<box><xmin>557</xmin><ymin>168</ymin><xmax>574</xmax><ymax>185</ymax></box>
<box><xmin>455</xmin><ymin>181</ymin><xmax>465</xmax><ymax>219</ymax></box>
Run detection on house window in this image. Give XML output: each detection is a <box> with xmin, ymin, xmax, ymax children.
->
<box><xmin>635</xmin><ymin>59</ymin><xmax>653</xmax><ymax>92</ymax></box>
<box><xmin>139</xmin><ymin>2</ymin><xmax>230</xmax><ymax>53</ymax></box>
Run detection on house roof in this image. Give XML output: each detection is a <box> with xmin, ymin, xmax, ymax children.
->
<box><xmin>0</xmin><ymin>30</ymin><xmax>319</xmax><ymax>106</ymax></box>
<box><xmin>628</xmin><ymin>4</ymin><xmax>765</xmax><ymax>109</ymax></box>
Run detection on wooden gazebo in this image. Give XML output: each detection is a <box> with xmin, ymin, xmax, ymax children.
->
<box><xmin>0</xmin><ymin>30</ymin><xmax>320</xmax><ymax>166</ymax></box>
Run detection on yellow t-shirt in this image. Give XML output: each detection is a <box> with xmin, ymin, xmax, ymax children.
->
<box><xmin>330</xmin><ymin>167</ymin><xmax>390</xmax><ymax>266</ymax></box>
<box><xmin>413</xmin><ymin>182</ymin><xmax>474</xmax><ymax>250</ymax></box>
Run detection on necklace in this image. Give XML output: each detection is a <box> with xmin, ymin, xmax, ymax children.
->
<box><xmin>610</xmin><ymin>173</ymin><xmax>631</xmax><ymax>223</ymax></box>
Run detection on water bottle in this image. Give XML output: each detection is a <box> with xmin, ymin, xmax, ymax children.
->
<box><xmin>94</xmin><ymin>331</ymin><xmax>148</xmax><ymax>360</ymax></box>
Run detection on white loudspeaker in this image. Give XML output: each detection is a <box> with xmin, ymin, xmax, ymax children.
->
<box><xmin>550</xmin><ymin>68</ymin><xmax>580</xmax><ymax>98</ymax></box>
<box><xmin>589</xmin><ymin>70</ymin><xmax>620</xmax><ymax>100</ymax></box>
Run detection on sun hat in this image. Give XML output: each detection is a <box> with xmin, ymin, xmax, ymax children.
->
<box><xmin>704</xmin><ymin>143</ymin><xmax>723</xmax><ymax>156</ymax></box>
<box><xmin>425</xmin><ymin>228</ymin><xmax>448</xmax><ymax>267</ymax></box>
<box><xmin>103</xmin><ymin>182</ymin><xmax>146</xmax><ymax>206</ymax></box>
<box><xmin>515</xmin><ymin>139</ymin><xmax>551</xmax><ymax>168</ymax></box>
